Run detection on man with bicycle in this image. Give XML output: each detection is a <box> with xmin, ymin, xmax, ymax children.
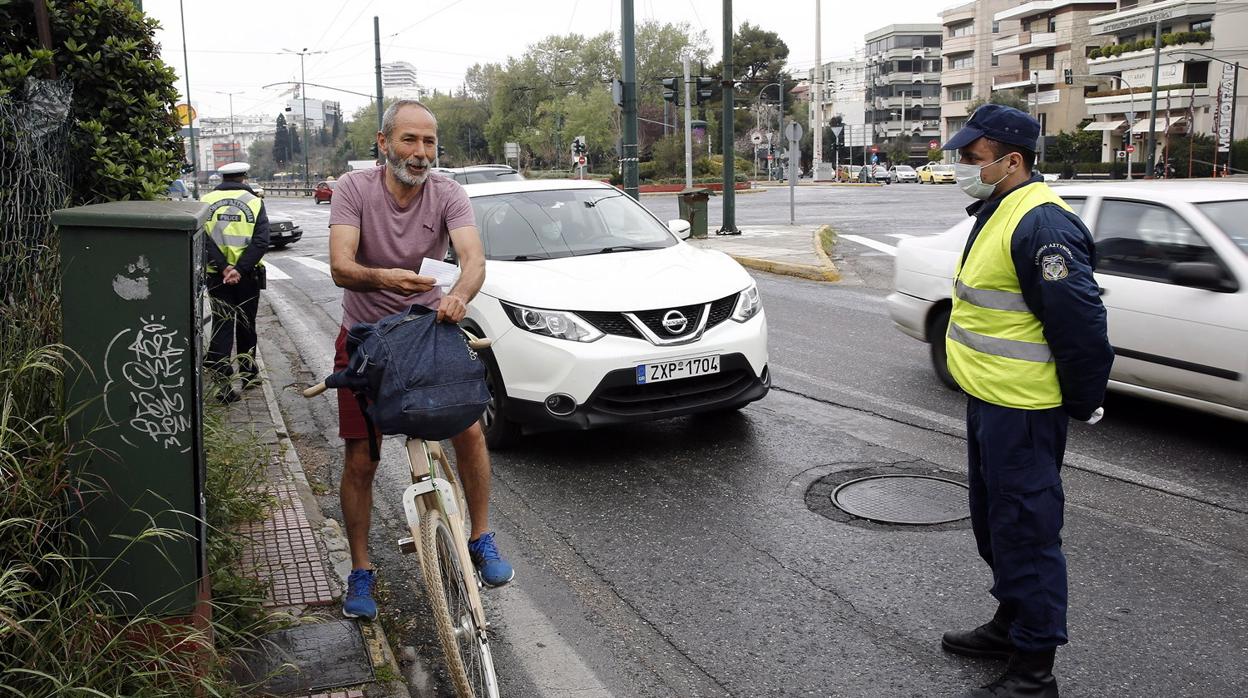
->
<box><xmin>328</xmin><ymin>99</ymin><xmax>514</xmax><ymax>621</ymax></box>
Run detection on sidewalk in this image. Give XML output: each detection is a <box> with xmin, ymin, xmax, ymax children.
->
<box><xmin>224</xmin><ymin>352</ymin><xmax>409</xmax><ymax>698</ymax></box>
<box><xmin>683</xmin><ymin>223</ymin><xmax>841</xmax><ymax>282</ymax></box>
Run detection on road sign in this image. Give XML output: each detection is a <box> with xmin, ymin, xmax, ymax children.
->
<box><xmin>831</xmin><ymin>126</ymin><xmax>843</xmax><ymax>140</ymax></box>
<box><xmin>784</xmin><ymin>121</ymin><xmax>803</xmax><ymax>143</ymax></box>
<box><xmin>577</xmin><ymin>155</ymin><xmax>587</xmax><ymax>166</ymax></box>
<box><xmin>870</xmin><ymin>145</ymin><xmax>879</xmax><ymax>154</ymax></box>
<box><xmin>504</xmin><ymin>141</ymin><xmax>520</xmax><ymax>158</ymax></box>
<box><xmin>929</xmin><ymin>140</ymin><xmax>938</xmax><ymax>149</ymax></box>
<box><xmin>1116</xmin><ymin>150</ymin><xmax>1127</xmax><ymax>159</ymax></box>
<box><xmin>175</xmin><ymin>103</ymin><xmax>196</xmax><ymax>126</ymax></box>
<box><xmin>1126</xmin><ymin>145</ymin><xmax>1136</xmax><ymax>153</ymax></box>
<box><xmin>750</xmin><ymin>131</ymin><xmax>763</xmax><ymax>145</ymax></box>
<box><xmin>766</xmin><ymin>154</ymin><xmax>774</xmax><ymax>161</ymax></box>
<box><xmin>871</xmin><ymin>154</ymin><xmax>879</xmax><ymax>164</ymax></box>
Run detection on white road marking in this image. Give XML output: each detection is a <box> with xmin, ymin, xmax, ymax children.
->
<box><xmin>886</xmin><ymin>233</ymin><xmax>914</xmax><ymax>240</ymax></box>
<box><xmin>264</xmin><ymin>263</ymin><xmax>291</xmax><ymax>280</ymax></box>
<box><xmin>840</xmin><ymin>234</ymin><xmax>898</xmax><ymax>256</ymax></box>
<box><xmin>290</xmin><ymin>256</ymin><xmax>333</xmax><ymax>276</ymax></box>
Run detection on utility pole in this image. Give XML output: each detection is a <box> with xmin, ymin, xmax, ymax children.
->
<box><xmin>621</xmin><ymin>0</ymin><xmax>639</xmax><ymax>199</ymax></box>
<box><xmin>283</xmin><ymin>47</ymin><xmax>321</xmax><ymax>191</ymax></box>
<box><xmin>812</xmin><ymin>0</ymin><xmax>822</xmax><ymax>178</ymax></box>
<box><xmin>214</xmin><ymin>91</ymin><xmax>241</xmax><ymax>161</ymax></box>
<box><xmin>683</xmin><ymin>53</ymin><xmax>693</xmax><ymax>187</ymax></box>
<box><xmin>374</xmin><ymin>17</ymin><xmax>384</xmax><ymax>137</ymax></box>
<box><xmin>178</xmin><ymin>0</ymin><xmax>198</xmax><ymax>198</ymax></box>
<box><xmin>1144</xmin><ymin>19</ymin><xmax>1162</xmax><ymax>177</ymax></box>
<box><xmin>719</xmin><ymin>0</ymin><xmax>739</xmax><ymax>234</ymax></box>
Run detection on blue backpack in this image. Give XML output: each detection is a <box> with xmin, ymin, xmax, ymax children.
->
<box><xmin>326</xmin><ymin>304</ymin><xmax>490</xmax><ymax>455</ymax></box>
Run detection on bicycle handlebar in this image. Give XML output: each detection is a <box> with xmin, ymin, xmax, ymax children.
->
<box><xmin>302</xmin><ymin>327</ymin><xmax>490</xmax><ymax>399</ymax></box>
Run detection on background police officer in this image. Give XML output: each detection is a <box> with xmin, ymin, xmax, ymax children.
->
<box><xmin>938</xmin><ymin>105</ymin><xmax>1114</xmax><ymax>698</ymax></box>
<box><xmin>203</xmin><ymin>161</ymin><xmax>269</xmax><ymax>403</ymax></box>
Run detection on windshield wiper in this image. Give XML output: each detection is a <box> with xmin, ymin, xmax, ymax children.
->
<box><xmin>584</xmin><ymin>192</ymin><xmax>625</xmax><ymax>207</ymax></box>
<box><xmin>505</xmin><ymin>254</ymin><xmax>552</xmax><ymax>261</ymax></box>
<box><xmin>596</xmin><ymin>245</ymin><xmax>662</xmax><ymax>254</ymax></box>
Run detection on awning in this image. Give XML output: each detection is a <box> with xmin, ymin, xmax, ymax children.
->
<box><xmin>1083</xmin><ymin>120</ymin><xmax>1125</xmax><ymax>132</ymax></box>
<box><xmin>1131</xmin><ymin>116</ymin><xmax>1187</xmax><ymax>133</ymax></box>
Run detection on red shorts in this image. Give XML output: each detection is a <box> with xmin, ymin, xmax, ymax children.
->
<box><xmin>334</xmin><ymin>326</ymin><xmax>370</xmax><ymax>440</ymax></box>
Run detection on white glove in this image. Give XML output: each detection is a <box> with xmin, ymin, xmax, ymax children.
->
<box><xmin>1081</xmin><ymin>407</ymin><xmax>1104</xmax><ymax>425</ymax></box>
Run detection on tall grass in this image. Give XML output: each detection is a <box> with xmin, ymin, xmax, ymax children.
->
<box><xmin>0</xmin><ymin>343</ymin><xmax>282</xmax><ymax>696</ymax></box>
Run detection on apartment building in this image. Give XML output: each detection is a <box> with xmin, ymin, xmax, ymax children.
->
<box><xmin>990</xmin><ymin>0</ymin><xmax>1116</xmax><ymax>159</ymax></box>
<box><xmin>382</xmin><ymin>61</ymin><xmax>425</xmax><ymax>99</ymax></box>
<box><xmin>939</xmin><ymin>1</ymin><xmax>1023</xmax><ymax>148</ymax></box>
<box><xmin>864</xmin><ymin>24</ymin><xmax>943</xmax><ymax>161</ymax></box>
<box><xmin>806</xmin><ymin>59</ymin><xmax>870</xmax><ymax>150</ymax></box>
<box><xmin>1082</xmin><ymin>0</ymin><xmax>1248</xmax><ymax>168</ymax></box>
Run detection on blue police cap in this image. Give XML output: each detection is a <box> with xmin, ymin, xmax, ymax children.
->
<box><xmin>942</xmin><ymin>104</ymin><xmax>1039</xmax><ymax>152</ymax></box>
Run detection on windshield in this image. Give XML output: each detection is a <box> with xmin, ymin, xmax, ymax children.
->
<box><xmin>895</xmin><ymin>166</ymin><xmax>915</xmax><ymax>173</ymax></box>
<box><xmin>933</xmin><ymin>165</ymin><xmax>954</xmax><ymax>173</ymax></box>
<box><xmin>472</xmin><ymin>188</ymin><xmax>678</xmax><ymax>261</ymax></box>
<box><xmin>459</xmin><ymin>170</ymin><xmax>524</xmax><ymax>184</ymax></box>
<box><xmin>1195</xmin><ymin>200</ymin><xmax>1248</xmax><ymax>255</ymax></box>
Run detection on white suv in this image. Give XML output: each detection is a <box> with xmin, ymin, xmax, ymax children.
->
<box><xmin>459</xmin><ymin>179</ymin><xmax>770</xmax><ymax>447</ymax></box>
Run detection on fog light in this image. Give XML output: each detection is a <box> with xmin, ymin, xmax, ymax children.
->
<box><xmin>544</xmin><ymin>393</ymin><xmax>576</xmax><ymax>416</ymax></box>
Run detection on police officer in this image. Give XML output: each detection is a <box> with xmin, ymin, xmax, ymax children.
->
<box><xmin>938</xmin><ymin>105</ymin><xmax>1114</xmax><ymax>698</ymax></box>
<box><xmin>203</xmin><ymin>161</ymin><xmax>269</xmax><ymax>403</ymax></box>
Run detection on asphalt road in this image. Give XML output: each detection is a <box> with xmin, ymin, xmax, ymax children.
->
<box><xmin>258</xmin><ymin>195</ymin><xmax>1247</xmax><ymax>697</ymax></box>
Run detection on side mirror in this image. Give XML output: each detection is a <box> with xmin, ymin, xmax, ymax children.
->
<box><xmin>1169</xmin><ymin>261</ymin><xmax>1237</xmax><ymax>292</ymax></box>
<box><xmin>668</xmin><ymin>219</ymin><xmax>692</xmax><ymax>240</ymax></box>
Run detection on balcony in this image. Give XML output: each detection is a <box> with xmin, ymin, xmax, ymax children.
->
<box><xmin>943</xmin><ymin>67</ymin><xmax>974</xmax><ymax>85</ymax></box>
<box><xmin>943</xmin><ymin>35</ymin><xmax>975</xmax><ymax>55</ymax></box>
<box><xmin>993</xmin><ymin>69</ymin><xmax>1056</xmax><ymax>90</ymax></box>
<box><xmin>992</xmin><ymin>31</ymin><xmax>1057</xmax><ymax>56</ymax></box>
<box><xmin>995</xmin><ymin>0</ymin><xmax>1116</xmax><ymax>22</ymax></box>
<box><xmin>1083</xmin><ymin>83</ymin><xmax>1209</xmax><ymax>115</ymax></box>
<box><xmin>1089</xmin><ymin>0</ymin><xmax>1216</xmax><ymax>36</ymax></box>
<box><xmin>1087</xmin><ymin>37</ymin><xmax>1212</xmax><ymax>75</ymax></box>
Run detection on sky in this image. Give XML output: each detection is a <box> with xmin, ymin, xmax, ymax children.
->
<box><xmin>147</xmin><ymin>0</ymin><xmax>952</xmax><ymax>122</ymax></box>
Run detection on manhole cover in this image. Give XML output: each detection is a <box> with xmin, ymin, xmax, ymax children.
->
<box><xmin>832</xmin><ymin>474</ymin><xmax>969</xmax><ymax>525</ymax></box>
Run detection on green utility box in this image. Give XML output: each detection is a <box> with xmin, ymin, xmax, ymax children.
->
<box><xmin>677</xmin><ymin>188</ymin><xmax>711</xmax><ymax>239</ymax></box>
<box><xmin>52</xmin><ymin>201</ymin><xmax>211</xmax><ymax>616</ymax></box>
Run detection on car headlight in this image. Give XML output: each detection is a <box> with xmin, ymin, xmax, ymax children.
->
<box><xmin>730</xmin><ymin>284</ymin><xmax>762</xmax><ymax>323</ymax></box>
<box><xmin>501</xmin><ymin>301</ymin><xmax>603</xmax><ymax>342</ymax></box>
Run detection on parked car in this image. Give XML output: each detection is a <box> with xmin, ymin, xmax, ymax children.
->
<box><xmin>886</xmin><ymin>181</ymin><xmax>1248</xmax><ymax>422</ymax></box>
<box><xmin>917</xmin><ymin>164</ymin><xmax>956</xmax><ymax>184</ymax></box>
<box><xmin>267</xmin><ymin>212</ymin><xmax>303</xmax><ymax>249</ymax></box>
<box><xmin>458</xmin><ymin>179</ymin><xmax>770</xmax><ymax>447</ymax></box>
<box><xmin>871</xmin><ymin>163</ymin><xmax>892</xmax><ymax>184</ymax></box>
<box><xmin>167</xmin><ymin>178</ymin><xmax>190</xmax><ymax>200</ymax></box>
<box><xmin>889</xmin><ymin>165</ymin><xmax>918</xmax><ymax>184</ymax></box>
<box><xmin>314</xmin><ymin>180</ymin><xmax>336</xmax><ymax>204</ymax></box>
<box><xmin>438</xmin><ymin>165</ymin><xmax>525</xmax><ymax>185</ymax></box>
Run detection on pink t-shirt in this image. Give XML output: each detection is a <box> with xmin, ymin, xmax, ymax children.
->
<box><xmin>330</xmin><ymin>166</ymin><xmax>475</xmax><ymax>327</ymax></box>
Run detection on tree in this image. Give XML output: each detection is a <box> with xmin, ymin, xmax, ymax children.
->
<box><xmin>289</xmin><ymin>123</ymin><xmax>301</xmax><ymax>156</ymax></box>
<box><xmin>967</xmin><ymin>89</ymin><xmax>1032</xmax><ymax>114</ymax></box>
<box><xmin>1048</xmin><ymin>129</ymin><xmax>1101</xmax><ymax>165</ymax></box>
<box><xmin>272</xmin><ymin>113</ymin><xmax>289</xmax><ymax>165</ymax></box>
<box><xmin>0</xmin><ymin>0</ymin><xmax>182</xmax><ymax>204</ymax></box>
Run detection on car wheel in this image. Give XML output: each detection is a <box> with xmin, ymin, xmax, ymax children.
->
<box><xmin>479</xmin><ymin>350</ymin><xmax>521</xmax><ymax>450</ymax></box>
<box><xmin>928</xmin><ymin>305</ymin><xmax>960</xmax><ymax>392</ymax></box>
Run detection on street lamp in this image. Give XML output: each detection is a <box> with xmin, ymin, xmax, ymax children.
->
<box><xmin>282</xmin><ymin>47</ymin><xmax>325</xmax><ymax>191</ymax></box>
<box><xmin>212</xmin><ymin>90</ymin><xmax>242</xmax><ymax>161</ymax></box>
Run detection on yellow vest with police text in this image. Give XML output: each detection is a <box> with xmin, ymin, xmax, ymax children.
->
<box><xmin>202</xmin><ymin>189</ymin><xmax>263</xmax><ymax>272</ymax></box>
<box><xmin>946</xmin><ymin>182</ymin><xmax>1071</xmax><ymax>410</ymax></box>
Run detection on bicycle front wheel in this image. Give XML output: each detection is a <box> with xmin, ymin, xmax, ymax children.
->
<box><xmin>419</xmin><ymin>508</ymin><xmax>500</xmax><ymax>698</ymax></box>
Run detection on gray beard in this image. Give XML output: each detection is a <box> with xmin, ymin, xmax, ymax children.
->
<box><xmin>386</xmin><ymin>151</ymin><xmax>429</xmax><ymax>186</ymax></box>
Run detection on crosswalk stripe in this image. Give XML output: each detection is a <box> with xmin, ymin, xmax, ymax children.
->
<box><xmin>886</xmin><ymin>233</ymin><xmax>914</xmax><ymax>239</ymax></box>
<box><xmin>290</xmin><ymin>256</ymin><xmax>333</xmax><ymax>276</ymax></box>
<box><xmin>264</xmin><ymin>263</ymin><xmax>291</xmax><ymax>280</ymax></box>
<box><xmin>840</xmin><ymin>234</ymin><xmax>898</xmax><ymax>256</ymax></box>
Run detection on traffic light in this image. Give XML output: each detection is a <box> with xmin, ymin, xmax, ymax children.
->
<box><xmin>437</xmin><ymin>144</ymin><xmax>446</xmax><ymax>157</ymax></box>
<box><xmin>694</xmin><ymin>76</ymin><xmax>716</xmax><ymax>105</ymax></box>
<box><xmin>1063</xmin><ymin>68</ymin><xmax>1073</xmax><ymax>85</ymax></box>
<box><xmin>661</xmin><ymin>77</ymin><xmax>680</xmax><ymax>105</ymax></box>
<box><xmin>369</xmin><ymin>142</ymin><xmax>379</xmax><ymax>159</ymax></box>
<box><xmin>572</xmin><ymin>137</ymin><xmax>587</xmax><ymax>155</ymax></box>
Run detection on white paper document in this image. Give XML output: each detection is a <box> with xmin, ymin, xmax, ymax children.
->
<box><xmin>418</xmin><ymin>257</ymin><xmax>461</xmax><ymax>289</ymax></box>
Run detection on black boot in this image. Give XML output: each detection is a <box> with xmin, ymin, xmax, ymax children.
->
<box><xmin>962</xmin><ymin>648</ymin><xmax>1059</xmax><ymax>697</ymax></box>
<box><xmin>943</xmin><ymin>605</ymin><xmax>1016</xmax><ymax>660</ymax></box>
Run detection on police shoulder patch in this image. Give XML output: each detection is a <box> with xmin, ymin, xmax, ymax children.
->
<box><xmin>1041</xmin><ymin>254</ymin><xmax>1069</xmax><ymax>281</ymax></box>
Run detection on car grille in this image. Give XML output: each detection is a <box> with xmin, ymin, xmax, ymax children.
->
<box><xmin>591</xmin><ymin>367</ymin><xmax>759</xmax><ymax>417</ymax></box>
<box><xmin>576</xmin><ymin>292</ymin><xmax>739</xmax><ymax>342</ymax></box>
<box><xmin>272</xmin><ymin>222</ymin><xmax>292</xmax><ymax>232</ymax></box>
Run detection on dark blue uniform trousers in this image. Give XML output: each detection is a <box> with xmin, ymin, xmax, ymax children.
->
<box><xmin>966</xmin><ymin>396</ymin><xmax>1069</xmax><ymax>651</ymax></box>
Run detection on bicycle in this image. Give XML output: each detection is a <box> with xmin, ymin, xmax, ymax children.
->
<box><xmin>303</xmin><ymin>329</ymin><xmax>500</xmax><ymax>698</ymax></box>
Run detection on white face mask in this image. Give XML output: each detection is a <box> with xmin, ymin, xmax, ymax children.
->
<box><xmin>954</xmin><ymin>154</ymin><xmax>1011</xmax><ymax>200</ymax></box>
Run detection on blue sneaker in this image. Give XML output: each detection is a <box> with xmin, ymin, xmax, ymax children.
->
<box><xmin>467</xmin><ymin>532</ymin><xmax>514</xmax><ymax>588</ymax></box>
<box><xmin>343</xmin><ymin>568</ymin><xmax>378</xmax><ymax>620</ymax></box>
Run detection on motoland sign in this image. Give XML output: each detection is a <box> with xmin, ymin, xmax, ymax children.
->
<box><xmin>1215</xmin><ymin>62</ymin><xmax>1235</xmax><ymax>154</ymax></box>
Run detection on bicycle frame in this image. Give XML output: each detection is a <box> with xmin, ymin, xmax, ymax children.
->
<box><xmin>399</xmin><ymin>438</ymin><xmax>490</xmax><ymax>635</ymax></box>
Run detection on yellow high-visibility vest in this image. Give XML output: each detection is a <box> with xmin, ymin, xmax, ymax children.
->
<box><xmin>202</xmin><ymin>189</ymin><xmax>263</xmax><ymax>273</ymax></box>
<box><xmin>946</xmin><ymin>181</ymin><xmax>1072</xmax><ymax>409</ymax></box>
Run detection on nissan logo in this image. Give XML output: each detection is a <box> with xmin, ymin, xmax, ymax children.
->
<box><xmin>661</xmin><ymin>310</ymin><xmax>688</xmax><ymax>334</ymax></box>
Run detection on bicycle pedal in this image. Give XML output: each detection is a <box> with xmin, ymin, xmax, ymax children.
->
<box><xmin>397</xmin><ymin>536</ymin><xmax>416</xmax><ymax>555</ymax></box>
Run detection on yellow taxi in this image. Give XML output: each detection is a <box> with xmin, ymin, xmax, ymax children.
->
<box><xmin>917</xmin><ymin>163</ymin><xmax>956</xmax><ymax>184</ymax></box>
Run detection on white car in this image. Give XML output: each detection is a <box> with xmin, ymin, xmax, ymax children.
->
<box><xmin>460</xmin><ymin>179</ymin><xmax>770</xmax><ymax>447</ymax></box>
<box><xmin>889</xmin><ymin>165</ymin><xmax>918</xmax><ymax>184</ymax></box>
<box><xmin>887</xmin><ymin>181</ymin><xmax>1248</xmax><ymax>422</ymax></box>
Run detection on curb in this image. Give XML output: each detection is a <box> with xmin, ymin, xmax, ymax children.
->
<box><xmin>811</xmin><ymin>225</ymin><xmax>842</xmax><ymax>282</ymax></box>
<box><xmin>254</xmin><ymin>348</ymin><xmax>413</xmax><ymax>698</ymax></box>
<box><xmin>729</xmin><ymin>254</ymin><xmax>840</xmax><ymax>282</ymax></box>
